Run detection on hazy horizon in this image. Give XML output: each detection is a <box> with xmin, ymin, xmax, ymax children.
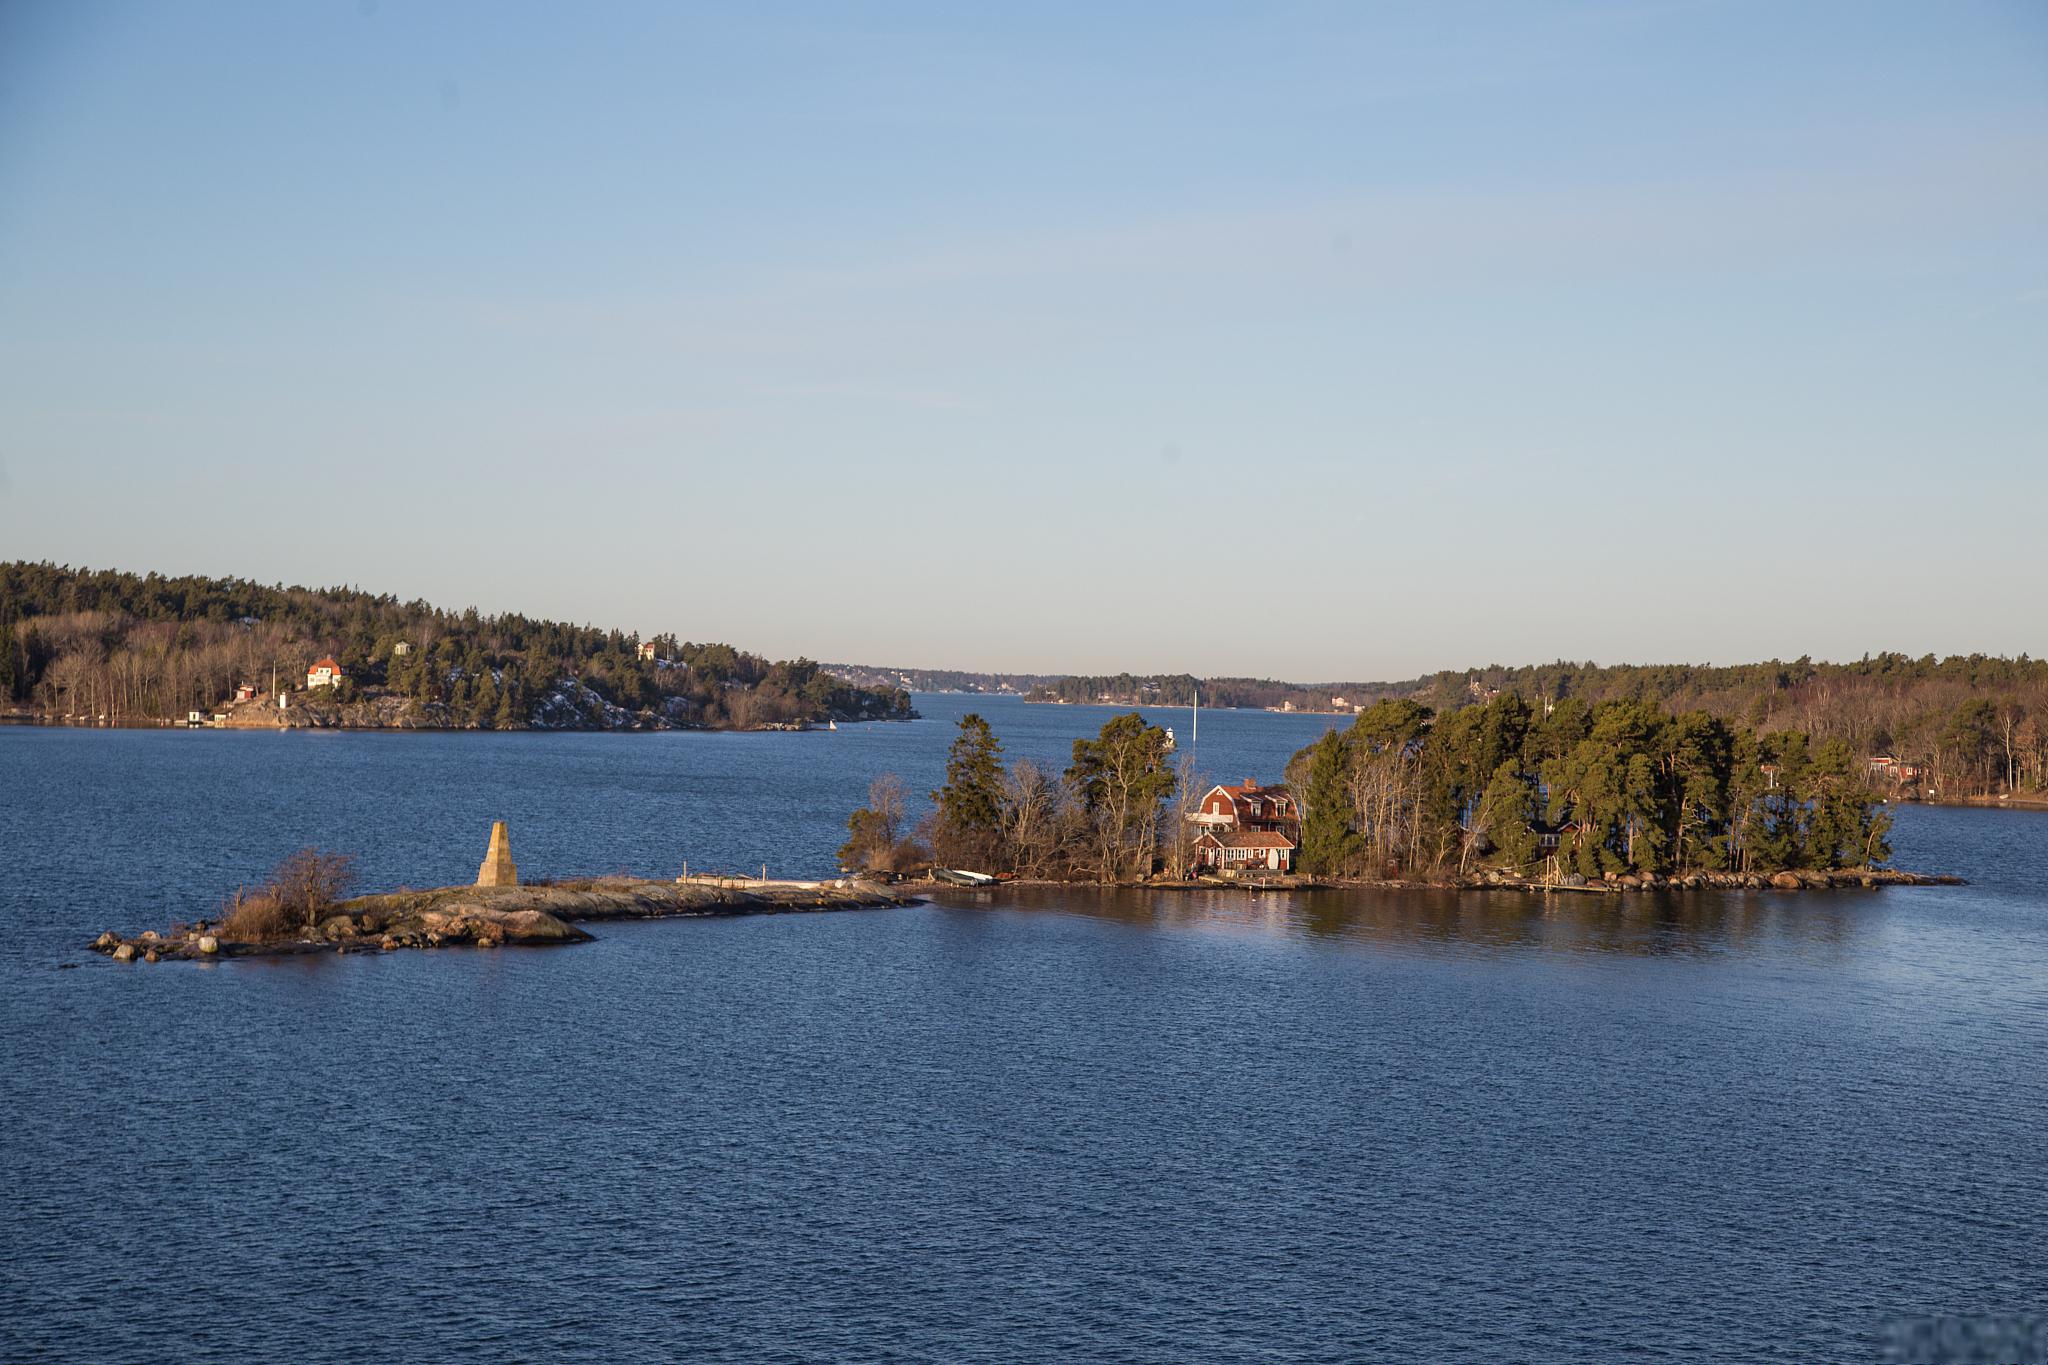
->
<box><xmin>11</xmin><ymin>552</ymin><xmax>2041</xmax><ymax>688</ymax></box>
<box><xmin>3</xmin><ymin>2</ymin><xmax>2043</xmax><ymax>677</ymax></box>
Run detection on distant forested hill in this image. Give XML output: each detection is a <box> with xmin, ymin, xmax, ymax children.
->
<box><xmin>0</xmin><ymin>562</ymin><xmax>914</xmax><ymax>731</ymax></box>
<box><xmin>822</xmin><ymin>662</ymin><xmax>1059</xmax><ymax>695</ymax></box>
<box><xmin>1026</xmin><ymin>674</ymin><xmax>1387</xmax><ymax>711</ymax></box>
<box><xmin>1031</xmin><ymin>656</ymin><xmax>2048</xmax><ymax>801</ymax></box>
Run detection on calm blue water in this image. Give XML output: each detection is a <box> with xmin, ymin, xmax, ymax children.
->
<box><xmin>4</xmin><ymin>696</ymin><xmax>2046</xmax><ymax>1362</ymax></box>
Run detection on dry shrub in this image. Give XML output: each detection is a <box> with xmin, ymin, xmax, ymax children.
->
<box><xmin>883</xmin><ymin>838</ymin><xmax>932</xmax><ymax>876</ymax></box>
<box><xmin>218</xmin><ymin>848</ymin><xmax>358</xmax><ymax>942</ymax></box>
<box><xmin>220</xmin><ymin>889</ymin><xmax>292</xmax><ymax>943</ymax></box>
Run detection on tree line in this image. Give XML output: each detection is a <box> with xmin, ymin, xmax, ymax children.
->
<box><xmin>1287</xmin><ymin>695</ymin><xmax>1891</xmax><ymax>881</ymax></box>
<box><xmin>1411</xmin><ymin>657</ymin><xmax>2048</xmax><ymax>803</ymax></box>
<box><xmin>0</xmin><ymin>562</ymin><xmax>913</xmax><ymax>730</ymax></box>
<box><xmin>1026</xmin><ymin>672</ymin><xmax>1382</xmax><ymax>712</ymax></box>
<box><xmin>1028</xmin><ymin>654</ymin><xmax>2048</xmax><ymax>802</ymax></box>
<box><xmin>839</xmin><ymin>711</ymin><xmax>1194</xmax><ymax>883</ymax></box>
<box><xmin>841</xmin><ymin>696</ymin><xmax>1897</xmax><ymax>885</ymax></box>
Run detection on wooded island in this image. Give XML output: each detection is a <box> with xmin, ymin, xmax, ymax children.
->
<box><xmin>844</xmin><ymin>696</ymin><xmax>1945</xmax><ymax>889</ymax></box>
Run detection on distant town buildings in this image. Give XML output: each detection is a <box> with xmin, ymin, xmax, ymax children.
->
<box><xmin>638</xmin><ymin>642</ymin><xmax>658</xmax><ymax>661</ymax></box>
<box><xmin>1190</xmin><ymin>779</ymin><xmax>1301</xmax><ymax>873</ymax></box>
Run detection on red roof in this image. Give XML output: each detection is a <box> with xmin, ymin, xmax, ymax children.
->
<box><xmin>310</xmin><ymin>657</ymin><xmax>342</xmax><ymax>672</ymax></box>
<box><xmin>1197</xmin><ymin>829</ymin><xmax>1296</xmax><ymax>850</ymax></box>
<box><xmin>1208</xmin><ymin>780</ymin><xmax>1294</xmax><ymax>802</ymax></box>
<box><xmin>1217</xmin><ymin>778</ymin><xmax>1286</xmax><ymax>799</ymax></box>
<box><xmin>1203</xmin><ymin>781</ymin><xmax>1298</xmax><ymax>820</ymax></box>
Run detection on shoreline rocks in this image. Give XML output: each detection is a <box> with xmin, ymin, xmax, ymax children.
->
<box><xmin>1341</xmin><ymin>866</ymin><xmax>1963</xmax><ymax>894</ymax></box>
<box><xmin>995</xmin><ymin>866</ymin><xmax>1963</xmax><ymax>895</ymax></box>
<box><xmin>86</xmin><ymin>876</ymin><xmax>912</xmax><ymax>963</ymax></box>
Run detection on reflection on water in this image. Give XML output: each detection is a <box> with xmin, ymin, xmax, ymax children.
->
<box><xmin>4</xmin><ymin>719</ymin><xmax>2046</xmax><ymax>1362</ymax></box>
<box><xmin>963</xmin><ymin>883</ymin><xmax>1869</xmax><ymax>960</ymax></box>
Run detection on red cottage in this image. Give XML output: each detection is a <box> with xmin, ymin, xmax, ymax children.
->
<box><xmin>1189</xmin><ymin>779</ymin><xmax>1301</xmax><ymax>873</ymax></box>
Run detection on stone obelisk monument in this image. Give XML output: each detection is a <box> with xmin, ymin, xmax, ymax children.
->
<box><xmin>476</xmin><ymin>820</ymin><xmax>518</xmax><ymax>887</ymax></box>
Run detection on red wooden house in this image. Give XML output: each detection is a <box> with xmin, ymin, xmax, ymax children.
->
<box><xmin>1190</xmin><ymin>779</ymin><xmax>1301</xmax><ymax>873</ymax></box>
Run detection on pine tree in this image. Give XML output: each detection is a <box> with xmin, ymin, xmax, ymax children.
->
<box><xmin>933</xmin><ymin>714</ymin><xmax>1006</xmax><ymax>867</ymax></box>
<box><xmin>1804</xmin><ymin>738</ymin><xmax>1889</xmax><ymax>868</ymax></box>
<box><xmin>1477</xmin><ymin>762</ymin><xmax>1538</xmax><ymax>868</ymax></box>
<box><xmin>1664</xmin><ymin>711</ymin><xmax>1733</xmax><ymax>872</ymax></box>
<box><xmin>1743</xmin><ymin>732</ymin><xmax>1809</xmax><ymax>872</ymax></box>
<box><xmin>1619</xmin><ymin>751</ymin><xmax>1667</xmax><ymax>872</ymax></box>
<box><xmin>1298</xmin><ymin>730</ymin><xmax>1362</xmax><ymax>876</ymax></box>
<box><xmin>1068</xmin><ymin>713</ymin><xmax>1175</xmax><ymax>882</ymax></box>
<box><xmin>493</xmin><ymin>675</ymin><xmax>520</xmax><ymax>730</ymax></box>
<box><xmin>1476</xmin><ymin>694</ymin><xmax>1533</xmax><ymax>787</ymax></box>
<box><xmin>472</xmin><ymin>670</ymin><xmax>500</xmax><ymax>728</ymax></box>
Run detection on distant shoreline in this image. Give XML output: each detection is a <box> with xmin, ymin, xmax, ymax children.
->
<box><xmin>1022</xmin><ymin>696</ymin><xmax>1355</xmax><ymax>717</ymax></box>
<box><xmin>1899</xmin><ymin>792</ymin><xmax>2048</xmax><ymax>812</ymax></box>
<box><xmin>0</xmin><ymin>709</ymin><xmax>911</xmax><ymax>735</ymax></box>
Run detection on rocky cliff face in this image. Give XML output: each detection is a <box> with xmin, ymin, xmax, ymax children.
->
<box><xmin>225</xmin><ymin>678</ymin><xmax>701</xmax><ymax>731</ymax></box>
<box><xmin>527</xmin><ymin>679</ymin><xmax>694</xmax><ymax>730</ymax></box>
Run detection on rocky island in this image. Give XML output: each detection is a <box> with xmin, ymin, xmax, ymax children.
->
<box><xmin>89</xmin><ymin>823</ymin><xmax>911</xmax><ymax>963</ymax></box>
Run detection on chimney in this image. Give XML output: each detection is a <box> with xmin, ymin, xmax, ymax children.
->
<box><xmin>1243</xmin><ymin>778</ymin><xmax>1257</xmax><ymax>789</ymax></box>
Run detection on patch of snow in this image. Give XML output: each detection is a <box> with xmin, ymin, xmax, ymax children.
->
<box><xmin>529</xmin><ymin>677</ymin><xmax>652</xmax><ymax>731</ymax></box>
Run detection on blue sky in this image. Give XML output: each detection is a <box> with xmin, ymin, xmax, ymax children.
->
<box><xmin>1</xmin><ymin>1</ymin><xmax>2043</xmax><ymax>679</ymax></box>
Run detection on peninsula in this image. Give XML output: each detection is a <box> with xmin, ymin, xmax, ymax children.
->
<box><xmin>88</xmin><ymin>825</ymin><xmax>912</xmax><ymax>963</ymax></box>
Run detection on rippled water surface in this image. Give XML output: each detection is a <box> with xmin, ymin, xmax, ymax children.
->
<box><xmin>4</xmin><ymin>696</ymin><xmax>2046</xmax><ymax>1362</ymax></box>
